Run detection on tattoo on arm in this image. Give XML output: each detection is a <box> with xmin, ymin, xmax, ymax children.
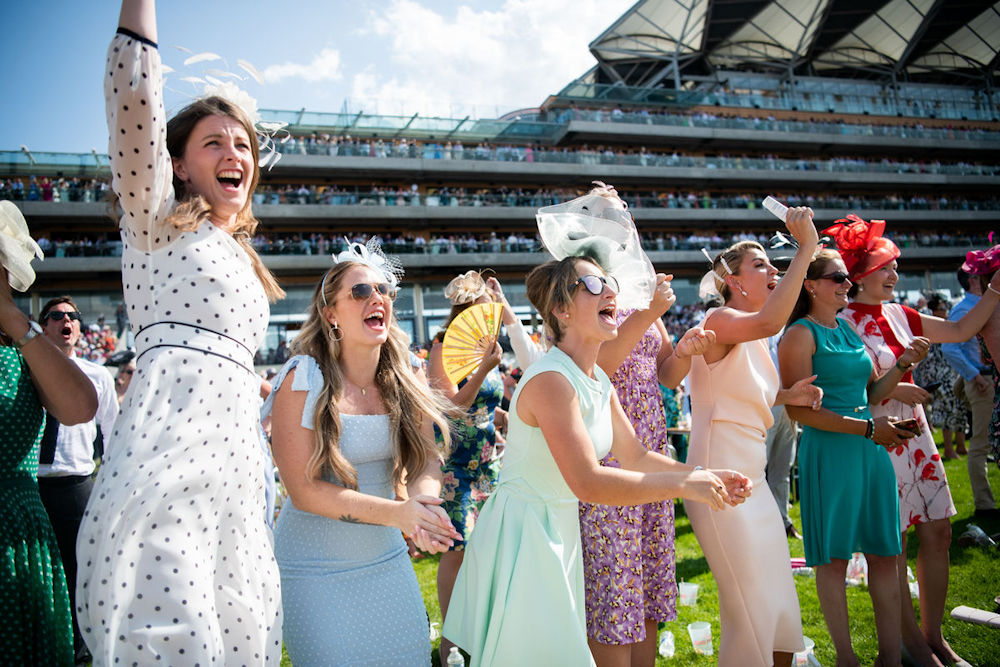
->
<box><xmin>338</xmin><ymin>514</ymin><xmax>374</xmax><ymax>525</ymax></box>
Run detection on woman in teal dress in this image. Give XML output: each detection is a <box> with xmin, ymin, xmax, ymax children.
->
<box><xmin>427</xmin><ymin>270</ymin><xmax>505</xmax><ymax>663</ymax></box>
<box><xmin>443</xmin><ymin>257</ymin><xmax>752</xmax><ymax>666</ymax></box>
<box><xmin>778</xmin><ymin>249</ymin><xmax>927</xmax><ymax>667</ymax></box>
<box><xmin>0</xmin><ymin>266</ymin><xmax>98</xmax><ymax>664</ymax></box>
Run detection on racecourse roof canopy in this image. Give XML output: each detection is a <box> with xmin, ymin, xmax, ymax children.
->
<box><xmin>586</xmin><ymin>0</ymin><xmax>1000</xmax><ymax>85</ymax></box>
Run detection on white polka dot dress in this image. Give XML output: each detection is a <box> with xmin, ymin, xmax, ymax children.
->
<box><xmin>263</xmin><ymin>356</ymin><xmax>431</xmax><ymax>666</ymax></box>
<box><xmin>75</xmin><ymin>31</ymin><xmax>281</xmax><ymax>665</ymax></box>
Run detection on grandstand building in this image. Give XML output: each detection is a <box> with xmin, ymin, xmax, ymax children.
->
<box><xmin>4</xmin><ymin>0</ymin><xmax>999</xmax><ymax>358</ymax></box>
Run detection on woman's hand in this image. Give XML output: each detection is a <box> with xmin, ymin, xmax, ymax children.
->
<box><xmin>897</xmin><ymin>337</ymin><xmax>930</xmax><ymax>369</ymax></box>
<box><xmin>395</xmin><ymin>495</ymin><xmax>460</xmax><ymax>548</ymax></box>
<box><xmin>673</xmin><ymin>327</ymin><xmax>716</xmax><ymax>360</ymax></box>
<box><xmin>682</xmin><ymin>469</ymin><xmax>741</xmax><ymax>511</ymax></box>
<box><xmin>784</xmin><ymin>375</ymin><xmax>824</xmax><ymax>411</ymax></box>
<box><xmin>485</xmin><ymin>277</ymin><xmax>517</xmax><ymax>325</ymax></box>
<box><xmin>711</xmin><ymin>469</ymin><xmax>753</xmax><ymax>506</ymax></box>
<box><xmin>891</xmin><ymin>382</ymin><xmax>930</xmax><ymax>407</ymax></box>
<box><xmin>493</xmin><ymin>406</ymin><xmax>508</xmax><ymax>436</ymax></box>
<box><xmin>650</xmin><ymin>273</ymin><xmax>677</xmax><ymax>316</ymax></box>
<box><xmin>479</xmin><ymin>341</ymin><xmax>503</xmax><ymax>373</ymax></box>
<box><xmin>409</xmin><ymin>502</ymin><xmax>461</xmax><ymax>554</ymax></box>
<box><xmin>871</xmin><ymin>415</ymin><xmax>915</xmax><ymax>448</ymax></box>
<box><xmin>785</xmin><ymin>206</ymin><xmax>819</xmax><ymax>249</ymax></box>
<box><xmin>989</xmin><ymin>270</ymin><xmax>1000</xmax><ymax>294</ymax></box>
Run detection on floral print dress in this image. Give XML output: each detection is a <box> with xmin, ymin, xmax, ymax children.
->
<box><xmin>440</xmin><ymin>368</ymin><xmax>504</xmax><ymax>545</ymax></box>
<box><xmin>842</xmin><ymin>302</ymin><xmax>956</xmax><ymax>530</ymax></box>
<box><xmin>579</xmin><ymin>310</ymin><xmax>677</xmax><ymax>645</ymax></box>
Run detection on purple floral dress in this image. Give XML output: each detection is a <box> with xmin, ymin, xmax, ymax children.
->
<box><xmin>579</xmin><ymin>310</ymin><xmax>677</xmax><ymax>645</ymax></box>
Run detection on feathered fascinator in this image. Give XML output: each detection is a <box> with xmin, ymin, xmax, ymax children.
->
<box><xmin>961</xmin><ymin>244</ymin><xmax>1000</xmax><ymax>276</ymax></box>
<box><xmin>822</xmin><ymin>214</ymin><xmax>900</xmax><ymax>280</ymax></box>
<box><xmin>164</xmin><ymin>48</ymin><xmax>287</xmax><ymax>169</ymax></box>
<box><xmin>321</xmin><ymin>237</ymin><xmax>404</xmax><ymax>306</ymax></box>
<box><xmin>536</xmin><ymin>183</ymin><xmax>656</xmax><ymax>310</ymax></box>
<box><xmin>444</xmin><ymin>270</ymin><xmax>488</xmax><ymax>306</ymax></box>
<box><xmin>0</xmin><ymin>201</ymin><xmax>44</xmax><ymax>291</ymax></box>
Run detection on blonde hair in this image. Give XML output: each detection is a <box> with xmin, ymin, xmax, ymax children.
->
<box><xmin>292</xmin><ymin>261</ymin><xmax>453</xmax><ymax>489</ymax></box>
<box><xmin>165</xmin><ymin>96</ymin><xmax>284</xmax><ymax>302</ymax></box>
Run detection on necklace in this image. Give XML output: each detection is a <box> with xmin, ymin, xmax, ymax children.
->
<box><xmin>806</xmin><ymin>314</ymin><xmax>837</xmax><ymax>329</ymax></box>
<box><xmin>345</xmin><ymin>378</ymin><xmax>376</xmax><ymax>396</ymax></box>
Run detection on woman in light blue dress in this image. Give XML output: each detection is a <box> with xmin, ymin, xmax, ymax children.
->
<box><xmin>443</xmin><ymin>257</ymin><xmax>752</xmax><ymax>666</ymax></box>
<box><xmin>264</xmin><ymin>242</ymin><xmax>460</xmax><ymax>666</ymax></box>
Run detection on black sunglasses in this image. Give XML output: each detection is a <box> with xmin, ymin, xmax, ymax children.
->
<box><xmin>350</xmin><ymin>282</ymin><xmax>396</xmax><ymax>301</ymax></box>
<box><xmin>818</xmin><ymin>271</ymin><xmax>851</xmax><ymax>284</ymax></box>
<box><xmin>573</xmin><ymin>274</ymin><xmax>619</xmax><ymax>296</ymax></box>
<box><xmin>44</xmin><ymin>311</ymin><xmax>82</xmax><ymax>323</ymax></box>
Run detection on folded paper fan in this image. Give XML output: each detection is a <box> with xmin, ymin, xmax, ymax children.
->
<box><xmin>441</xmin><ymin>302</ymin><xmax>504</xmax><ymax>385</ymax></box>
<box><xmin>0</xmin><ymin>201</ymin><xmax>44</xmax><ymax>292</ymax></box>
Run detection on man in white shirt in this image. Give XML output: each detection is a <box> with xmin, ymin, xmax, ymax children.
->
<box><xmin>36</xmin><ymin>296</ymin><xmax>118</xmax><ymax>663</ymax></box>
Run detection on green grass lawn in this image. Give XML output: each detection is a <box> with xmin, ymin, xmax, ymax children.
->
<box><xmin>284</xmin><ymin>437</ymin><xmax>1000</xmax><ymax>666</ymax></box>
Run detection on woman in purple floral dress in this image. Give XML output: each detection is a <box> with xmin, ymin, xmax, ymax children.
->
<box><xmin>580</xmin><ymin>284</ymin><xmax>714</xmax><ymax>665</ymax></box>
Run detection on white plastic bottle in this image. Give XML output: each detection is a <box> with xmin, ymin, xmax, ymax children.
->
<box><xmin>658</xmin><ymin>629</ymin><xmax>675</xmax><ymax>658</ymax></box>
<box><xmin>446</xmin><ymin>646</ymin><xmax>465</xmax><ymax>666</ymax></box>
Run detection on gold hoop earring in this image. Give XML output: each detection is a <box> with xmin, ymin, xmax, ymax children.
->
<box><xmin>329</xmin><ymin>323</ymin><xmax>343</xmax><ymax>342</ymax></box>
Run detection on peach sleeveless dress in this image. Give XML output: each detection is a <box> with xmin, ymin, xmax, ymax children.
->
<box><xmin>686</xmin><ymin>309</ymin><xmax>803</xmax><ymax>666</ymax></box>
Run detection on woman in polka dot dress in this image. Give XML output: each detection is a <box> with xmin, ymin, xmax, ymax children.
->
<box><xmin>76</xmin><ymin>1</ymin><xmax>284</xmax><ymax>663</ymax></box>
<box><xmin>0</xmin><ymin>268</ymin><xmax>99</xmax><ymax>665</ymax></box>
<box><xmin>264</xmin><ymin>252</ymin><xmax>460</xmax><ymax>665</ymax></box>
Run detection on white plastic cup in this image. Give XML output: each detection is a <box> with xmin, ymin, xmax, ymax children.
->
<box><xmin>678</xmin><ymin>581</ymin><xmax>699</xmax><ymax>606</ymax></box>
<box><xmin>658</xmin><ymin>629</ymin><xmax>675</xmax><ymax>658</ymax></box>
<box><xmin>793</xmin><ymin>636</ymin><xmax>815</xmax><ymax>666</ymax></box>
<box><xmin>687</xmin><ymin>621</ymin><xmax>713</xmax><ymax>656</ymax></box>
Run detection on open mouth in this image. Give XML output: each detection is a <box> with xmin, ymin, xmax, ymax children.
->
<box><xmin>217</xmin><ymin>170</ymin><xmax>243</xmax><ymax>190</ymax></box>
<box><xmin>61</xmin><ymin>325</ymin><xmax>72</xmax><ymax>337</ymax></box>
<box><xmin>767</xmin><ymin>279</ymin><xmax>778</xmax><ymax>291</ymax></box>
<box><xmin>598</xmin><ymin>303</ymin><xmax>616</xmax><ymax>325</ymax></box>
<box><xmin>364</xmin><ymin>310</ymin><xmax>386</xmax><ymax>330</ymax></box>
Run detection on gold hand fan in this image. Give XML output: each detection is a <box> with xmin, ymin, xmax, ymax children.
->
<box><xmin>441</xmin><ymin>302</ymin><xmax>504</xmax><ymax>385</ymax></box>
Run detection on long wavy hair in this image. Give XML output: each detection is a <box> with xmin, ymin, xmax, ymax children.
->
<box><xmin>165</xmin><ymin>96</ymin><xmax>284</xmax><ymax>302</ymax></box>
<box><xmin>292</xmin><ymin>261</ymin><xmax>453</xmax><ymax>489</ymax></box>
<box><xmin>786</xmin><ymin>248</ymin><xmax>843</xmax><ymax>328</ymax></box>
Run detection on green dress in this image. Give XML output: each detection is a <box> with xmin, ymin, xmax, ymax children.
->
<box><xmin>0</xmin><ymin>346</ymin><xmax>73</xmax><ymax>665</ymax></box>
<box><xmin>794</xmin><ymin>319</ymin><xmax>901</xmax><ymax>567</ymax></box>
<box><xmin>443</xmin><ymin>347</ymin><xmax>613</xmax><ymax>666</ymax></box>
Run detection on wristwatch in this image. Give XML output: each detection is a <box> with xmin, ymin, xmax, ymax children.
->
<box><xmin>13</xmin><ymin>320</ymin><xmax>42</xmax><ymax>349</ymax></box>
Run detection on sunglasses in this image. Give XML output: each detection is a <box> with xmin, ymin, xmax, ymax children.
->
<box><xmin>350</xmin><ymin>282</ymin><xmax>396</xmax><ymax>301</ymax></box>
<box><xmin>44</xmin><ymin>311</ymin><xmax>82</xmax><ymax>323</ymax></box>
<box><xmin>818</xmin><ymin>271</ymin><xmax>851</xmax><ymax>284</ymax></box>
<box><xmin>573</xmin><ymin>274</ymin><xmax>619</xmax><ymax>296</ymax></box>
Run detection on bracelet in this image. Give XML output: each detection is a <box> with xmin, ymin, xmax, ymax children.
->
<box><xmin>693</xmin><ymin>465</ymin><xmax>704</xmax><ymax>471</ymax></box>
<box><xmin>989</xmin><ymin>284</ymin><xmax>1000</xmax><ymax>297</ymax></box>
<box><xmin>864</xmin><ymin>418</ymin><xmax>875</xmax><ymax>440</ymax></box>
<box><xmin>895</xmin><ymin>359</ymin><xmax>912</xmax><ymax>372</ymax></box>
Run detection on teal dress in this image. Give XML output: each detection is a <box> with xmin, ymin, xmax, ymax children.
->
<box><xmin>444</xmin><ymin>347</ymin><xmax>613</xmax><ymax>666</ymax></box>
<box><xmin>0</xmin><ymin>346</ymin><xmax>73</xmax><ymax>665</ymax></box>
<box><xmin>794</xmin><ymin>319</ymin><xmax>901</xmax><ymax>567</ymax></box>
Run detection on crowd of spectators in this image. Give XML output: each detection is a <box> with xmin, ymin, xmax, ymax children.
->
<box><xmin>1</xmin><ymin>176</ymin><xmax>109</xmax><ymax>203</ymax></box>
<box><xmin>275</xmin><ymin>134</ymin><xmax>998</xmax><ymax>176</ymax></box>
<box><xmin>74</xmin><ymin>319</ymin><xmax>119</xmax><ymax>363</ymax></box>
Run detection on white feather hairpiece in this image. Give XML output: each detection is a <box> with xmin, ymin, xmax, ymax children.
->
<box><xmin>320</xmin><ymin>238</ymin><xmax>405</xmax><ymax>307</ymax></box>
<box><xmin>698</xmin><ymin>247</ymin><xmax>731</xmax><ymax>301</ymax></box>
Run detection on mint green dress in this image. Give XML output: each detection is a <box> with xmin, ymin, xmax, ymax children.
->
<box><xmin>443</xmin><ymin>347</ymin><xmax>614</xmax><ymax>667</ymax></box>
<box><xmin>0</xmin><ymin>346</ymin><xmax>73</xmax><ymax>665</ymax></box>
<box><xmin>794</xmin><ymin>319</ymin><xmax>901</xmax><ymax>567</ymax></box>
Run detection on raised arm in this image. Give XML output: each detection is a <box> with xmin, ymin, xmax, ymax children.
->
<box><xmin>596</xmin><ymin>273</ymin><xmax>674</xmax><ymax>376</ymax></box>
<box><xmin>656</xmin><ymin>321</ymin><xmax>716</xmax><ymax>389</ymax></box>
<box><xmin>920</xmin><ymin>272</ymin><xmax>1000</xmax><ymax>343</ymax></box>
<box><xmin>428</xmin><ymin>339</ymin><xmax>502</xmax><ymax>410</ymax></box>
<box><xmin>983</xmin><ymin>304</ymin><xmax>1000</xmax><ymax>370</ymax></box>
<box><xmin>269</xmin><ymin>367</ymin><xmax>458</xmax><ymax>545</ymax></box>
<box><xmin>107</xmin><ymin>0</ymin><xmax>175</xmax><ymax>252</ymax></box>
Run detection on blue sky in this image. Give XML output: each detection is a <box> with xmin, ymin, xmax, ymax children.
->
<box><xmin>1</xmin><ymin>0</ymin><xmax>633</xmax><ymax>154</ymax></box>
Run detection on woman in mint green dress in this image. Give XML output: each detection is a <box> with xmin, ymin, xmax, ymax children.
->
<box><xmin>0</xmin><ymin>266</ymin><xmax>98</xmax><ymax>664</ymax></box>
<box><xmin>778</xmin><ymin>249</ymin><xmax>927</xmax><ymax>667</ymax></box>
<box><xmin>443</xmin><ymin>257</ymin><xmax>752</xmax><ymax>666</ymax></box>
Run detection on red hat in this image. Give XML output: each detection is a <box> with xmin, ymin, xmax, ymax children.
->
<box><xmin>960</xmin><ymin>244</ymin><xmax>1000</xmax><ymax>276</ymax></box>
<box><xmin>822</xmin><ymin>214</ymin><xmax>900</xmax><ymax>280</ymax></box>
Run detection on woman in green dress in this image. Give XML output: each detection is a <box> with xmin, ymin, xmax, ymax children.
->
<box><xmin>443</xmin><ymin>257</ymin><xmax>751</xmax><ymax>666</ymax></box>
<box><xmin>0</xmin><ymin>265</ymin><xmax>98</xmax><ymax>664</ymax></box>
<box><xmin>778</xmin><ymin>249</ymin><xmax>927</xmax><ymax>667</ymax></box>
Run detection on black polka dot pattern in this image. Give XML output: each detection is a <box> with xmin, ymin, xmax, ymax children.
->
<box><xmin>77</xmin><ymin>33</ymin><xmax>281</xmax><ymax>665</ymax></box>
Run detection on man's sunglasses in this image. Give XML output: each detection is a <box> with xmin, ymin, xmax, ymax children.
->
<box><xmin>573</xmin><ymin>274</ymin><xmax>619</xmax><ymax>296</ymax></box>
<box><xmin>43</xmin><ymin>311</ymin><xmax>82</xmax><ymax>323</ymax></box>
<box><xmin>350</xmin><ymin>282</ymin><xmax>396</xmax><ymax>301</ymax></box>
<box><xmin>818</xmin><ymin>271</ymin><xmax>851</xmax><ymax>284</ymax></box>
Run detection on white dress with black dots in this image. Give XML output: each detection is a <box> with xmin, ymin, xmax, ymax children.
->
<box><xmin>261</xmin><ymin>355</ymin><xmax>431</xmax><ymax>666</ymax></box>
<box><xmin>75</xmin><ymin>31</ymin><xmax>282</xmax><ymax>665</ymax></box>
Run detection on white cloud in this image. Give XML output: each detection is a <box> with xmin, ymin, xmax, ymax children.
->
<box><xmin>262</xmin><ymin>47</ymin><xmax>344</xmax><ymax>83</ymax></box>
<box><xmin>345</xmin><ymin>0</ymin><xmax>633</xmax><ymax>116</ymax></box>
